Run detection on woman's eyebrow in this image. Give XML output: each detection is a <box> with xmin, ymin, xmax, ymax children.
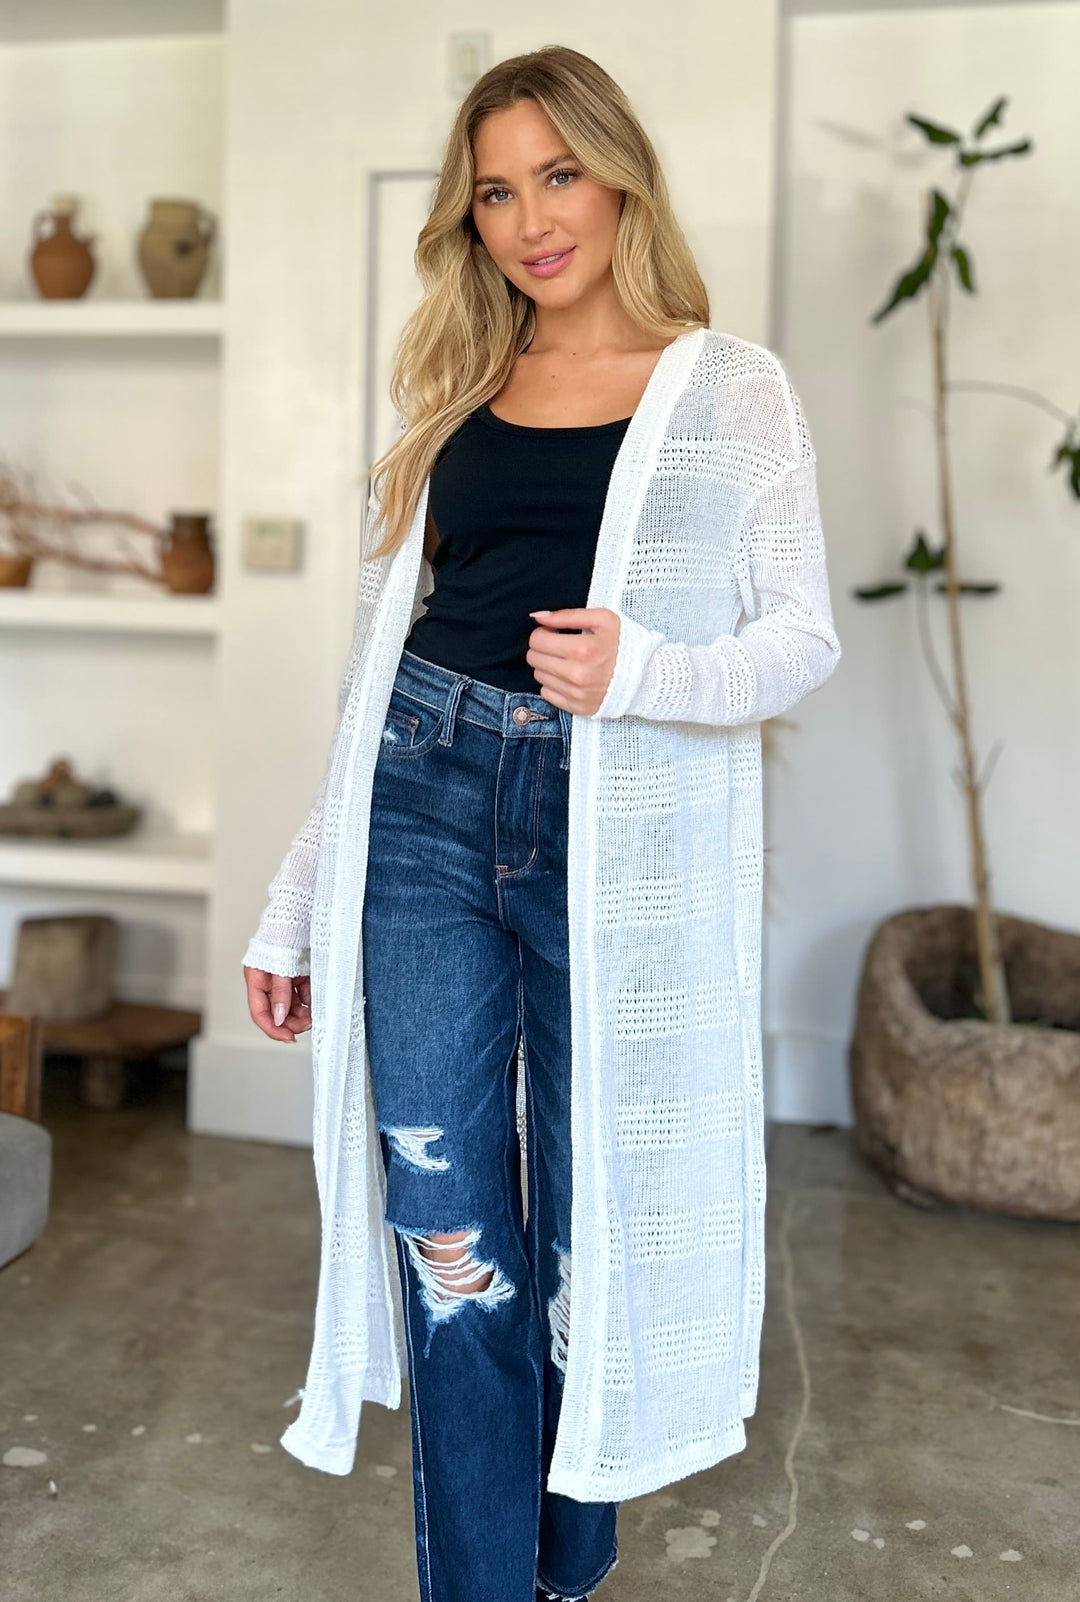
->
<box><xmin>473</xmin><ymin>151</ymin><xmax>576</xmax><ymax>188</ymax></box>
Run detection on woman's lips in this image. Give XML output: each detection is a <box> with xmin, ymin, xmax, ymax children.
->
<box><xmin>522</xmin><ymin>247</ymin><xmax>575</xmax><ymax>279</ymax></box>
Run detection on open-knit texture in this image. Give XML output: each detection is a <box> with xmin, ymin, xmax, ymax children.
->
<box><xmin>243</xmin><ymin>325</ymin><xmax>841</xmax><ymax>1500</ymax></box>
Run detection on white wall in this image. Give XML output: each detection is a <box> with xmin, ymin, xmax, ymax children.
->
<box><xmin>767</xmin><ymin>0</ymin><xmax>1080</xmax><ymax>1120</ymax></box>
<box><xmin>191</xmin><ymin>0</ymin><xmax>785</xmax><ymax>1141</ymax></box>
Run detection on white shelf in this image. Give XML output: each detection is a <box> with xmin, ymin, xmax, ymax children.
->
<box><xmin>0</xmin><ymin>590</ymin><xmax>220</xmax><ymax>636</ymax></box>
<box><xmin>0</xmin><ymin>300</ymin><xmax>224</xmax><ymax>338</ymax></box>
<box><xmin>0</xmin><ymin>1</ymin><xmax>224</xmax><ymax>44</ymax></box>
<box><xmin>0</xmin><ymin>829</ymin><xmax>213</xmax><ymax>896</ymax></box>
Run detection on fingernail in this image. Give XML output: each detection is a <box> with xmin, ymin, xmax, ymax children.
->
<box><xmin>273</xmin><ymin>1002</ymin><xmax>287</xmax><ymax>1026</ymax></box>
<box><xmin>530</xmin><ymin>609</ymin><xmax>549</xmax><ymax>617</ymax></box>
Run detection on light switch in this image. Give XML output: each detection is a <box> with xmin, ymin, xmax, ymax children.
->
<box><xmin>243</xmin><ymin>516</ymin><xmax>304</xmax><ymax>571</ymax></box>
<box><xmin>449</xmin><ymin>33</ymin><xmax>491</xmax><ymax>96</ymax></box>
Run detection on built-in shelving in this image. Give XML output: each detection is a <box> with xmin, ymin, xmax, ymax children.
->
<box><xmin>0</xmin><ymin>300</ymin><xmax>224</xmax><ymax>338</ymax></box>
<box><xmin>0</xmin><ymin>6</ymin><xmax>226</xmax><ymax>1012</ymax></box>
<box><xmin>0</xmin><ymin>829</ymin><xmax>213</xmax><ymax>896</ymax></box>
<box><xmin>0</xmin><ymin>0</ymin><xmax>224</xmax><ymax>47</ymax></box>
<box><xmin>0</xmin><ymin>590</ymin><xmax>220</xmax><ymax>636</ymax></box>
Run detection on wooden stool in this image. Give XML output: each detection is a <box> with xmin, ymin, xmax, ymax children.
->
<box><xmin>1</xmin><ymin>915</ymin><xmax>201</xmax><ymax>1109</ymax></box>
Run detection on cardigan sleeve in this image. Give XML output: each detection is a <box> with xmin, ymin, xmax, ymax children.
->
<box><xmin>242</xmin><ymin>493</ymin><xmax>386</xmax><ymax>978</ymax></box>
<box><xmin>588</xmin><ymin>379</ymin><xmax>841</xmax><ymax>726</ymax></box>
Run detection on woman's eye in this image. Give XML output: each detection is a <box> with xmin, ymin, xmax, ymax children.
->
<box><xmin>478</xmin><ymin>168</ymin><xmax>580</xmax><ymax>206</ymax></box>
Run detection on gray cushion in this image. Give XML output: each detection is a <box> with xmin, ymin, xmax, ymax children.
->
<box><xmin>0</xmin><ymin>1112</ymin><xmax>52</xmax><ymax>1270</ymax></box>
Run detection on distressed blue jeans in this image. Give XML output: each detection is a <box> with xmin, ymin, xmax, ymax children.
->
<box><xmin>361</xmin><ymin>647</ymin><xmax>619</xmax><ymax>1602</ymax></box>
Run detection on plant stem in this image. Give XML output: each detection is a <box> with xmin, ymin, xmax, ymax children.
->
<box><xmin>927</xmin><ymin>202</ymin><xmax>1012</xmax><ymax>1023</ymax></box>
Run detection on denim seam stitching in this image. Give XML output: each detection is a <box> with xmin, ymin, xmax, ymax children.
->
<box><xmin>536</xmin><ymin>1541</ymin><xmax>619</xmax><ymax>1600</ymax></box>
<box><xmin>518</xmin><ymin>999</ymin><xmax>548</xmax><ymax>1588</ymax></box>
<box><xmin>497</xmin><ymin>739</ymin><xmax>546</xmax><ymax>880</ymax></box>
<box><xmin>397</xmin><ymin>1232</ymin><xmax>435</xmax><ymax>1602</ymax></box>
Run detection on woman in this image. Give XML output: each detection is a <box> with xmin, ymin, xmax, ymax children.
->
<box><xmin>242</xmin><ymin>44</ymin><xmax>841</xmax><ymax>1602</ymax></box>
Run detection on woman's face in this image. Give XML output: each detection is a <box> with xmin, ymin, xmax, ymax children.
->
<box><xmin>469</xmin><ymin>98</ymin><xmax>622</xmax><ymax>310</ymax></box>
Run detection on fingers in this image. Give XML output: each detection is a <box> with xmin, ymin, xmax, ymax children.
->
<box><xmin>287</xmin><ymin>974</ymin><xmax>313</xmax><ymax>1037</ymax></box>
<box><xmin>270</xmin><ymin>973</ymin><xmax>294</xmax><ymax>1026</ymax></box>
<box><xmin>243</xmin><ymin>965</ymin><xmax>311</xmax><ymax>1042</ymax></box>
<box><xmin>529</xmin><ymin>607</ymin><xmax>607</xmax><ymax>628</ymax></box>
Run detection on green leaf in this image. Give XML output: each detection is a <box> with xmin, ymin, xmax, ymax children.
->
<box><xmin>904</xmin><ymin>531</ymin><xmax>945</xmax><ymax>572</ymax></box>
<box><xmin>972</xmin><ymin>96</ymin><xmax>1007</xmax><ymax>139</ymax></box>
<box><xmin>870</xmin><ymin>244</ymin><xmax>936</xmax><ymax>323</ymax></box>
<box><xmin>959</xmin><ymin>138</ymin><xmax>1033</xmax><ymax>166</ymax></box>
<box><xmin>951</xmin><ymin>243</ymin><xmax>975</xmax><ymax>292</ymax></box>
<box><xmin>852</xmin><ymin>583</ymin><xmax>909</xmax><ymax>601</ymax></box>
<box><xmin>1051</xmin><ymin>439</ymin><xmax>1080</xmax><ymax>499</ymax></box>
<box><xmin>927</xmin><ymin>189</ymin><xmax>951</xmax><ymax>246</ymax></box>
<box><xmin>907</xmin><ymin>113</ymin><xmax>961</xmax><ymax>145</ymax></box>
<box><xmin>932</xmin><ymin>581</ymin><xmax>1001</xmax><ymax>595</ymax></box>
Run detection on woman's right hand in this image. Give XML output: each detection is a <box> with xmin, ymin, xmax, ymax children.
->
<box><xmin>243</xmin><ymin>965</ymin><xmax>312</xmax><ymax>1042</ymax></box>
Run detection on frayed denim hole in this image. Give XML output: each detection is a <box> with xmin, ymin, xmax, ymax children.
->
<box><xmin>548</xmin><ymin>1245</ymin><xmax>571</xmax><ymax>1376</ymax></box>
<box><xmin>393</xmin><ymin>1223</ymin><xmax>517</xmax><ymax>1354</ymax></box>
<box><xmin>382</xmin><ymin>1125</ymin><xmax>450</xmax><ymax>1172</ymax></box>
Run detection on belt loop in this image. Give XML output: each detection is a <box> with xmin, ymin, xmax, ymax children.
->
<box><xmin>437</xmin><ymin>674</ymin><xmax>471</xmax><ymax>746</ymax></box>
<box><xmin>558</xmin><ymin>706</ymin><xmax>572</xmax><ymax>770</ymax></box>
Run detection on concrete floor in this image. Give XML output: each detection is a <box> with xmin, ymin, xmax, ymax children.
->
<box><xmin>1</xmin><ymin>1059</ymin><xmax>1077</xmax><ymax>1602</ymax></box>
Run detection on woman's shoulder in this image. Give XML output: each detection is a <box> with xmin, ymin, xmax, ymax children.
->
<box><xmin>695</xmin><ymin>325</ymin><xmax>793</xmax><ymax>390</ymax></box>
<box><xmin>691</xmin><ymin>328</ymin><xmax>812</xmax><ymax>467</ymax></box>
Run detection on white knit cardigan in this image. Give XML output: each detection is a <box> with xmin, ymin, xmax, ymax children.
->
<box><xmin>243</xmin><ymin>325</ymin><xmax>842</xmax><ymax>1501</ymax></box>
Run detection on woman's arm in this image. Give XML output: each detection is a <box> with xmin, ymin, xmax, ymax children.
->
<box><xmin>588</xmin><ymin>374</ymin><xmax>841</xmax><ymax>726</ymax></box>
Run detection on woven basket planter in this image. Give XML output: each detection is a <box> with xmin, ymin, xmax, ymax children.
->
<box><xmin>848</xmin><ymin>905</ymin><xmax>1080</xmax><ymax>1221</ymax></box>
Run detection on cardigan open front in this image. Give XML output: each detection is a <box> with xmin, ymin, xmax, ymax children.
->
<box><xmin>243</xmin><ymin>325</ymin><xmax>842</xmax><ymax>1501</ymax></box>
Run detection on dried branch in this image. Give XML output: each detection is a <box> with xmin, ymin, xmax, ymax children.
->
<box><xmin>0</xmin><ymin>460</ymin><xmax>167</xmax><ymax>585</ymax></box>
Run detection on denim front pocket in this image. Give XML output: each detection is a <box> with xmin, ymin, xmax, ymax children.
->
<box><xmin>378</xmin><ymin>688</ymin><xmax>444</xmax><ymax>759</ymax></box>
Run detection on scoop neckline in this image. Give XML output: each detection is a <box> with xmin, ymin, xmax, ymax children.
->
<box><xmin>475</xmin><ymin>401</ymin><xmax>634</xmax><ymax>436</ymax></box>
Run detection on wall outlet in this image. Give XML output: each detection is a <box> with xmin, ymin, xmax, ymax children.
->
<box><xmin>243</xmin><ymin>516</ymin><xmax>304</xmax><ymax>571</ymax></box>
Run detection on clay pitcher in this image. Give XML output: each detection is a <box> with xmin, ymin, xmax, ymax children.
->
<box><xmin>160</xmin><ymin>514</ymin><xmax>215</xmax><ymax>594</ymax></box>
<box><xmin>29</xmin><ymin>195</ymin><xmax>96</xmax><ymax>299</ymax></box>
<box><xmin>137</xmin><ymin>199</ymin><xmax>216</xmax><ymax>298</ymax></box>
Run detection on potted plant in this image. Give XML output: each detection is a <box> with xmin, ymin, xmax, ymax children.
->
<box><xmin>847</xmin><ymin>97</ymin><xmax>1080</xmax><ymax>1220</ymax></box>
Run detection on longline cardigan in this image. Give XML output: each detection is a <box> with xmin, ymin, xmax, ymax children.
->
<box><xmin>242</xmin><ymin>324</ymin><xmax>842</xmax><ymax>1502</ymax></box>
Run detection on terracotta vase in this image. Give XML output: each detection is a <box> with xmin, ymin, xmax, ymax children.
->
<box><xmin>0</xmin><ymin>555</ymin><xmax>34</xmax><ymax>587</ymax></box>
<box><xmin>160</xmin><ymin>514</ymin><xmax>215</xmax><ymax>594</ymax></box>
<box><xmin>137</xmin><ymin>199</ymin><xmax>216</xmax><ymax>299</ymax></box>
<box><xmin>29</xmin><ymin>195</ymin><xmax>96</xmax><ymax>299</ymax></box>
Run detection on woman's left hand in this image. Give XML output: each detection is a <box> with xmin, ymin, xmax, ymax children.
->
<box><xmin>526</xmin><ymin>607</ymin><xmax>620</xmax><ymax>716</ymax></box>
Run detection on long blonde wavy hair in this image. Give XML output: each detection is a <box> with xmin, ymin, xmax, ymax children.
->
<box><xmin>365</xmin><ymin>44</ymin><xmax>710</xmax><ymax>561</ymax></box>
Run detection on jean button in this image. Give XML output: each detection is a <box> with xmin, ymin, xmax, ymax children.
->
<box><xmin>512</xmin><ymin>705</ymin><xmax>530</xmax><ymax>725</ymax></box>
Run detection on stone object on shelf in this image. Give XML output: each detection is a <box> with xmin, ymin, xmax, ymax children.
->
<box><xmin>0</xmin><ymin>757</ymin><xmax>141</xmax><ymax>839</ymax></box>
<box><xmin>28</xmin><ymin>194</ymin><xmax>97</xmax><ymax>299</ymax></box>
<box><xmin>137</xmin><ymin>198</ymin><xmax>216</xmax><ymax>299</ymax></box>
<box><xmin>6</xmin><ymin>913</ymin><xmax>115</xmax><ymax>1025</ymax></box>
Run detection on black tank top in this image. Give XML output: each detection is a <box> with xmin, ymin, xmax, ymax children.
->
<box><xmin>402</xmin><ymin>401</ymin><xmax>632</xmax><ymax>693</ymax></box>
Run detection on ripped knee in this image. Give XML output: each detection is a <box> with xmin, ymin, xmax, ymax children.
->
<box><xmin>394</xmin><ymin>1223</ymin><xmax>516</xmax><ymax>1330</ymax></box>
<box><xmin>415</xmin><ymin>1230</ymin><xmax>495</xmax><ymax>1296</ymax></box>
